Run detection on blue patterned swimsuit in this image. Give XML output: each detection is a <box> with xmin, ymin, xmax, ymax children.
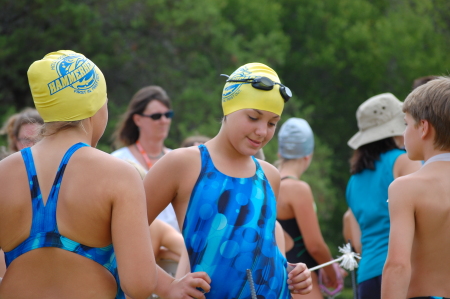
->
<box><xmin>182</xmin><ymin>145</ymin><xmax>290</xmax><ymax>299</ymax></box>
<box><xmin>4</xmin><ymin>143</ymin><xmax>124</xmax><ymax>299</ymax></box>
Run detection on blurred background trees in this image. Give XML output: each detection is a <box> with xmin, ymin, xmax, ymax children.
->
<box><xmin>1</xmin><ymin>0</ymin><xmax>450</xmax><ymax>254</ymax></box>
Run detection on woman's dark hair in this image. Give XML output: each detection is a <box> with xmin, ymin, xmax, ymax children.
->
<box><xmin>113</xmin><ymin>86</ymin><xmax>171</xmax><ymax>148</ymax></box>
<box><xmin>350</xmin><ymin>137</ymin><xmax>399</xmax><ymax>174</ymax></box>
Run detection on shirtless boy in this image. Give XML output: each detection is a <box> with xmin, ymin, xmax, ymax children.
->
<box><xmin>381</xmin><ymin>77</ymin><xmax>450</xmax><ymax>299</ymax></box>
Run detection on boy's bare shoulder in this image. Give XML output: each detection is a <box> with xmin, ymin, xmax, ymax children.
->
<box><xmin>389</xmin><ymin>169</ymin><xmax>430</xmax><ymax>203</ymax></box>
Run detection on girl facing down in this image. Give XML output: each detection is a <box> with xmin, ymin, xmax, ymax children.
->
<box><xmin>0</xmin><ymin>51</ymin><xmax>157</xmax><ymax>299</ymax></box>
<box><xmin>143</xmin><ymin>63</ymin><xmax>312</xmax><ymax>299</ymax></box>
<box><xmin>276</xmin><ymin>118</ymin><xmax>344</xmax><ymax>299</ymax></box>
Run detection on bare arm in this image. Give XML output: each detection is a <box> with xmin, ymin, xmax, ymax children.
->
<box><xmin>111</xmin><ymin>162</ymin><xmax>157</xmax><ymax>299</ymax></box>
<box><xmin>343</xmin><ymin>209</ymin><xmax>361</xmax><ymax>254</ymax></box>
<box><xmin>381</xmin><ymin>178</ymin><xmax>416</xmax><ymax>298</ymax></box>
<box><xmin>290</xmin><ymin>181</ymin><xmax>338</xmax><ymax>287</ymax></box>
<box><xmin>260</xmin><ymin>162</ymin><xmax>312</xmax><ymax>295</ymax></box>
<box><xmin>150</xmin><ymin>219</ymin><xmax>184</xmax><ymax>260</ymax></box>
<box><xmin>143</xmin><ymin>152</ymin><xmax>180</xmax><ymax>224</ymax></box>
<box><xmin>143</xmin><ymin>149</ymin><xmax>211</xmax><ymax>299</ymax></box>
<box><xmin>0</xmin><ymin>249</ymin><xmax>5</xmax><ymax>281</ymax></box>
<box><xmin>275</xmin><ymin>221</ymin><xmax>286</xmax><ymax>256</ymax></box>
<box><xmin>175</xmin><ymin>247</ymin><xmax>191</xmax><ymax>279</ymax></box>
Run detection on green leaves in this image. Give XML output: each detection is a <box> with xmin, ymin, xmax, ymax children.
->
<box><xmin>2</xmin><ymin>0</ymin><xmax>450</xmax><ymax>253</ymax></box>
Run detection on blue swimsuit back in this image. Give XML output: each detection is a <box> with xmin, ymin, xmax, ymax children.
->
<box><xmin>4</xmin><ymin>143</ymin><xmax>124</xmax><ymax>299</ymax></box>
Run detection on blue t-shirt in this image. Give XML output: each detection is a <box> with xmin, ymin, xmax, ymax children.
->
<box><xmin>346</xmin><ymin>148</ymin><xmax>405</xmax><ymax>284</ymax></box>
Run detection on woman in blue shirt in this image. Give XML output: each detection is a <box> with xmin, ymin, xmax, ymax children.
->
<box><xmin>346</xmin><ymin>93</ymin><xmax>421</xmax><ymax>299</ymax></box>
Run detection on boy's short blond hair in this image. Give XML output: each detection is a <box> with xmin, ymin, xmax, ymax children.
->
<box><xmin>403</xmin><ymin>77</ymin><xmax>450</xmax><ymax>150</ymax></box>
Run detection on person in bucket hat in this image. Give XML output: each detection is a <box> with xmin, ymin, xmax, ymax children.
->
<box><xmin>345</xmin><ymin>93</ymin><xmax>422</xmax><ymax>299</ymax></box>
<box><xmin>348</xmin><ymin>93</ymin><xmax>406</xmax><ymax>150</ymax></box>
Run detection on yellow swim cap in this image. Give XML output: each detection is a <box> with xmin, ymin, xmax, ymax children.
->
<box><xmin>222</xmin><ymin>63</ymin><xmax>285</xmax><ymax>116</ymax></box>
<box><xmin>28</xmin><ymin>50</ymin><xmax>107</xmax><ymax>122</ymax></box>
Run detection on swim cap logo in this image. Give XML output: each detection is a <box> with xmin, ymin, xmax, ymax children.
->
<box><xmin>222</xmin><ymin>66</ymin><xmax>253</xmax><ymax>102</ymax></box>
<box><xmin>47</xmin><ymin>54</ymin><xmax>100</xmax><ymax>95</ymax></box>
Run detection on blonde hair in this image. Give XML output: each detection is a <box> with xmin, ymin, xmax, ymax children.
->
<box><xmin>40</xmin><ymin>121</ymin><xmax>83</xmax><ymax>137</ymax></box>
<box><xmin>403</xmin><ymin>76</ymin><xmax>450</xmax><ymax>150</ymax></box>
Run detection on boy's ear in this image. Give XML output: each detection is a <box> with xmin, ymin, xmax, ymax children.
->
<box><xmin>420</xmin><ymin>119</ymin><xmax>433</xmax><ymax>140</ymax></box>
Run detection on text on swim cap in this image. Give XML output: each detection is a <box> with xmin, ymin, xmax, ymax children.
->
<box><xmin>47</xmin><ymin>59</ymin><xmax>95</xmax><ymax>95</ymax></box>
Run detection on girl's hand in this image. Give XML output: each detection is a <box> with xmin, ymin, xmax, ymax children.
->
<box><xmin>165</xmin><ymin>272</ymin><xmax>211</xmax><ymax>299</ymax></box>
<box><xmin>286</xmin><ymin>262</ymin><xmax>313</xmax><ymax>295</ymax></box>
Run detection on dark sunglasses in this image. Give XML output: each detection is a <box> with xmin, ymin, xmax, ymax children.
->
<box><xmin>221</xmin><ymin>74</ymin><xmax>292</xmax><ymax>102</ymax></box>
<box><xmin>139</xmin><ymin>110</ymin><xmax>174</xmax><ymax>120</ymax></box>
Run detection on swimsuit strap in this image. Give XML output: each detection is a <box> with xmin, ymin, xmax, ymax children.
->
<box><xmin>281</xmin><ymin>175</ymin><xmax>299</xmax><ymax>181</ymax></box>
<box><xmin>423</xmin><ymin>153</ymin><xmax>450</xmax><ymax>166</ymax></box>
<box><xmin>197</xmin><ymin>144</ymin><xmax>209</xmax><ymax>171</ymax></box>
<box><xmin>21</xmin><ymin>143</ymin><xmax>89</xmax><ymax>235</ymax></box>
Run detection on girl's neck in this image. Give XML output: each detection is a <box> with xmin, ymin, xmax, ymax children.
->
<box><xmin>279</xmin><ymin>158</ymin><xmax>308</xmax><ymax>179</ymax></box>
<box><xmin>38</xmin><ymin>125</ymin><xmax>93</xmax><ymax>148</ymax></box>
<box><xmin>211</xmin><ymin>129</ymin><xmax>254</xmax><ymax>162</ymax></box>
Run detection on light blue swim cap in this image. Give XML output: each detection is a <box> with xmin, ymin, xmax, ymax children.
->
<box><xmin>278</xmin><ymin>118</ymin><xmax>314</xmax><ymax>159</ymax></box>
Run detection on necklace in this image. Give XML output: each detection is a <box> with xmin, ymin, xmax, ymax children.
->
<box><xmin>146</xmin><ymin>150</ymin><xmax>165</xmax><ymax>159</ymax></box>
<box><xmin>135</xmin><ymin>140</ymin><xmax>165</xmax><ymax>169</ymax></box>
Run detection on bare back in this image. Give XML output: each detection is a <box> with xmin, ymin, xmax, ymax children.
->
<box><xmin>409</xmin><ymin>161</ymin><xmax>450</xmax><ymax>295</ymax></box>
<box><xmin>0</xmin><ymin>143</ymin><xmax>154</xmax><ymax>299</ymax></box>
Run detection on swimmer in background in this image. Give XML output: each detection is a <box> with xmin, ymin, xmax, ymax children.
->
<box><xmin>276</xmin><ymin>118</ymin><xmax>344</xmax><ymax>299</ymax></box>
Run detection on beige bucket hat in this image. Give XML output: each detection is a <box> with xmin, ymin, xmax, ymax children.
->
<box><xmin>348</xmin><ymin>93</ymin><xmax>405</xmax><ymax>149</ymax></box>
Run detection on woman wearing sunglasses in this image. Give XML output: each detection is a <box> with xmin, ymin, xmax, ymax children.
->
<box><xmin>143</xmin><ymin>63</ymin><xmax>312</xmax><ymax>299</ymax></box>
<box><xmin>112</xmin><ymin>86</ymin><xmax>179</xmax><ymax>232</ymax></box>
<box><xmin>112</xmin><ymin>85</ymin><xmax>174</xmax><ymax>171</ymax></box>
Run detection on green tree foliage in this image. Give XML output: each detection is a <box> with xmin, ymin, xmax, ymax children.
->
<box><xmin>1</xmin><ymin>0</ymin><xmax>450</xmax><ymax>254</ymax></box>
<box><xmin>277</xmin><ymin>0</ymin><xmax>450</xmax><ymax>248</ymax></box>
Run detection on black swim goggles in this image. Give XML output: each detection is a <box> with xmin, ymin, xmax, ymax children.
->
<box><xmin>221</xmin><ymin>74</ymin><xmax>292</xmax><ymax>102</ymax></box>
<box><xmin>139</xmin><ymin>110</ymin><xmax>174</xmax><ymax>120</ymax></box>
